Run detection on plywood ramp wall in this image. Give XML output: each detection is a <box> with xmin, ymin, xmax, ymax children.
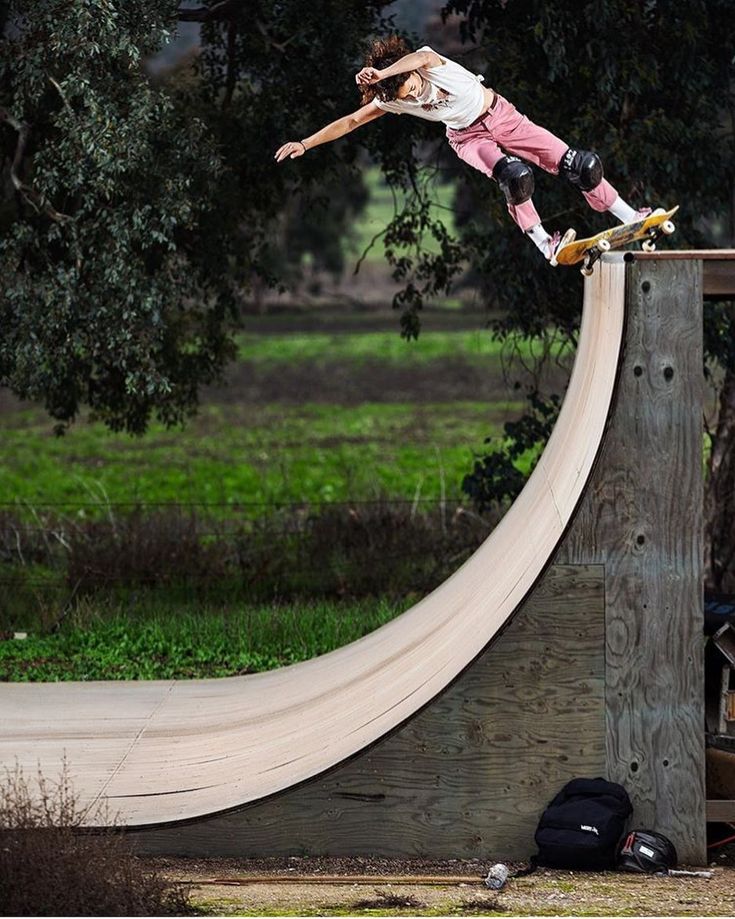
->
<box><xmin>5</xmin><ymin>255</ymin><xmax>710</xmax><ymax>863</ymax></box>
<box><xmin>3</xmin><ymin>262</ymin><xmax>626</xmax><ymax>837</ymax></box>
<box><xmin>134</xmin><ymin>256</ymin><xmax>708</xmax><ymax>862</ymax></box>
<box><xmin>133</xmin><ymin>565</ymin><xmax>606</xmax><ymax>859</ymax></box>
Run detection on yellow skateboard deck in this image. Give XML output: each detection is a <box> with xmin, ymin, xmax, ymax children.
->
<box><xmin>556</xmin><ymin>206</ymin><xmax>679</xmax><ymax>274</ymax></box>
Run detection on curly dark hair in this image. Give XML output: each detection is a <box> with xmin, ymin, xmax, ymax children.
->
<box><xmin>359</xmin><ymin>36</ymin><xmax>414</xmax><ymax>104</ymax></box>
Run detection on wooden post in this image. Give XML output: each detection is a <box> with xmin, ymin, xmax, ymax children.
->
<box><xmin>559</xmin><ymin>257</ymin><xmax>706</xmax><ymax>864</ymax></box>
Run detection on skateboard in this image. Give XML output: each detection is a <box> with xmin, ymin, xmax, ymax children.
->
<box><xmin>554</xmin><ymin>205</ymin><xmax>679</xmax><ymax>276</ymax></box>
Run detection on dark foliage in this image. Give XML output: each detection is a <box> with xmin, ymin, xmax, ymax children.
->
<box><xmin>0</xmin><ymin>0</ymin><xmax>397</xmax><ymax>431</ymax></box>
<box><xmin>441</xmin><ymin>0</ymin><xmax>735</xmax><ymax>521</ymax></box>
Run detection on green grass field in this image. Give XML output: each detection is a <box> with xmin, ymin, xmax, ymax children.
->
<box><xmin>0</xmin><ymin>400</ymin><xmax>517</xmax><ymax>512</ymax></box>
<box><xmin>0</xmin><ymin>321</ymin><xmax>558</xmax><ymax>514</ymax></box>
<box><xmin>0</xmin><ymin>171</ymin><xmax>570</xmax><ymax>677</ymax></box>
<box><xmin>235</xmin><ymin>328</ymin><xmax>567</xmax><ymax>365</ymax></box>
<box><xmin>0</xmin><ymin>597</ymin><xmax>406</xmax><ymax>680</ymax></box>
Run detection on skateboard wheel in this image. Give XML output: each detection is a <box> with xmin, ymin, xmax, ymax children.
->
<box><xmin>642</xmin><ymin>239</ymin><xmax>656</xmax><ymax>252</ymax></box>
<box><xmin>597</xmin><ymin>238</ymin><xmax>611</xmax><ymax>253</ymax></box>
<box><xmin>581</xmin><ymin>265</ymin><xmax>594</xmax><ymax>277</ymax></box>
<box><xmin>662</xmin><ymin>220</ymin><xmax>676</xmax><ymax>235</ymax></box>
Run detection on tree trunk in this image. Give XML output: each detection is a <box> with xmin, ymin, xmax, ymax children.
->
<box><xmin>703</xmin><ymin>137</ymin><xmax>735</xmax><ymax>594</ymax></box>
<box><xmin>705</xmin><ymin>365</ymin><xmax>735</xmax><ymax>593</ymax></box>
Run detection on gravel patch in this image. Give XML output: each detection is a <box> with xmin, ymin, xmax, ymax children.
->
<box><xmin>146</xmin><ymin>855</ymin><xmax>735</xmax><ymax>916</ymax></box>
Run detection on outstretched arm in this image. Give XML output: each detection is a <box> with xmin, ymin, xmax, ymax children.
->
<box><xmin>275</xmin><ymin>102</ymin><xmax>386</xmax><ymax>163</ymax></box>
<box><xmin>356</xmin><ymin>48</ymin><xmax>444</xmax><ymax>86</ymax></box>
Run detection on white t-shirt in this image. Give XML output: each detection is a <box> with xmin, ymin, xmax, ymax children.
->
<box><xmin>372</xmin><ymin>46</ymin><xmax>486</xmax><ymax>130</ymax></box>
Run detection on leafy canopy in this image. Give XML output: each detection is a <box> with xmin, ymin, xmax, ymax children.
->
<box><xmin>1</xmin><ymin>1</ymin><xmax>238</xmax><ymax>433</ymax></box>
<box><xmin>0</xmin><ymin>0</ymin><xmax>397</xmax><ymax>433</ymax></box>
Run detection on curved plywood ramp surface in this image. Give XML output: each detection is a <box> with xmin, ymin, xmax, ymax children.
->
<box><xmin>2</xmin><ymin>260</ymin><xmax>627</xmax><ymax>827</ymax></box>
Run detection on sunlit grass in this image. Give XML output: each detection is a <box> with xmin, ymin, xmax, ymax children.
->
<box><xmin>349</xmin><ymin>166</ymin><xmax>458</xmax><ymax>263</ymax></box>
<box><xmin>235</xmin><ymin>328</ymin><xmax>570</xmax><ymax>365</ymax></box>
<box><xmin>0</xmin><ymin>402</ymin><xmax>523</xmax><ymax>513</ymax></box>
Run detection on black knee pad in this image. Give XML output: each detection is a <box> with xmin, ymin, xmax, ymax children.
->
<box><xmin>559</xmin><ymin>147</ymin><xmax>603</xmax><ymax>191</ymax></box>
<box><xmin>492</xmin><ymin>156</ymin><xmax>535</xmax><ymax>205</ymax></box>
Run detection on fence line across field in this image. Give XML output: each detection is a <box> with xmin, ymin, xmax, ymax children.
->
<box><xmin>0</xmin><ymin>497</ymin><xmax>465</xmax><ymax>509</ymax></box>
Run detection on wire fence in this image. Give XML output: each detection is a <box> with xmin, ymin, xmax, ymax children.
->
<box><xmin>0</xmin><ymin>497</ymin><xmax>458</xmax><ymax>509</ymax></box>
<box><xmin>0</xmin><ymin>496</ymin><xmax>495</xmax><ymax>603</ymax></box>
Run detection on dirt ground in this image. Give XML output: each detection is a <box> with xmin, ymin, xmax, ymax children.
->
<box><xmin>150</xmin><ymin>852</ymin><xmax>735</xmax><ymax>917</ymax></box>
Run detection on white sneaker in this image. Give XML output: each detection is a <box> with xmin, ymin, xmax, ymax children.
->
<box><xmin>632</xmin><ymin>206</ymin><xmax>665</xmax><ymax>222</ymax></box>
<box><xmin>548</xmin><ymin>227</ymin><xmax>576</xmax><ymax>266</ymax></box>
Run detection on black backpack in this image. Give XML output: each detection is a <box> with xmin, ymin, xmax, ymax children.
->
<box><xmin>533</xmin><ymin>778</ymin><xmax>633</xmax><ymax>871</ymax></box>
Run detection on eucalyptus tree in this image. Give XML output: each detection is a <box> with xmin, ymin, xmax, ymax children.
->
<box><xmin>0</xmin><ymin>0</ymin><xmax>398</xmax><ymax>433</ymax></box>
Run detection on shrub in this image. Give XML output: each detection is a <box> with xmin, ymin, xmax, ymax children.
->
<box><xmin>1</xmin><ymin>500</ymin><xmax>498</xmax><ymax>627</ymax></box>
<box><xmin>0</xmin><ymin>763</ymin><xmax>194</xmax><ymax>916</ymax></box>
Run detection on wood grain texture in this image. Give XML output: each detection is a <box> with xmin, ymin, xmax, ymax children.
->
<box><xmin>558</xmin><ymin>258</ymin><xmax>706</xmax><ymax>863</ymax></box>
<box><xmin>133</xmin><ymin>565</ymin><xmax>605</xmax><ymax>858</ymax></box>
<box><xmin>624</xmin><ymin>249</ymin><xmax>735</xmax><ymax>297</ymax></box>
<box><xmin>1</xmin><ymin>265</ymin><xmax>627</xmax><ymax>829</ymax></box>
<box><xmin>631</xmin><ymin>251</ymin><xmax>735</xmax><ymax>259</ymax></box>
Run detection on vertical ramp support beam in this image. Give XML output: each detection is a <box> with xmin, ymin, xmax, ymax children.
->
<box><xmin>560</xmin><ymin>257</ymin><xmax>706</xmax><ymax>864</ymax></box>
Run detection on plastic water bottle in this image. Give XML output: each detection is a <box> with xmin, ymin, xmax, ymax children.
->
<box><xmin>484</xmin><ymin>863</ymin><xmax>510</xmax><ymax>890</ymax></box>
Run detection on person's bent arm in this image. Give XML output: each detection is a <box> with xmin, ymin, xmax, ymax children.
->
<box><xmin>355</xmin><ymin>48</ymin><xmax>444</xmax><ymax>85</ymax></box>
<box><xmin>275</xmin><ymin>102</ymin><xmax>386</xmax><ymax>163</ymax></box>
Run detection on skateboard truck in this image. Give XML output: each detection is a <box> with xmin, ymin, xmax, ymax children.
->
<box><xmin>581</xmin><ymin>238</ymin><xmax>611</xmax><ymax>277</ymax></box>
<box><xmin>581</xmin><ymin>217</ymin><xmax>676</xmax><ymax>274</ymax></box>
<box><xmin>641</xmin><ymin>218</ymin><xmax>677</xmax><ymax>253</ymax></box>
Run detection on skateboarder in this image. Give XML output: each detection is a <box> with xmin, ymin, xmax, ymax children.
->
<box><xmin>275</xmin><ymin>37</ymin><xmax>652</xmax><ymax>263</ymax></box>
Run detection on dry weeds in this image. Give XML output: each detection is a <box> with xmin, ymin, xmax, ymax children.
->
<box><xmin>0</xmin><ymin>763</ymin><xmax>194</xmax><ymax>916</ymax></box>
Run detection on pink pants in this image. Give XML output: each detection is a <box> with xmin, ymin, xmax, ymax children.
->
<box><xmin>446</xmin><ymin>94</ymin><xmax>618</xmax><ymax>232</ymax></box>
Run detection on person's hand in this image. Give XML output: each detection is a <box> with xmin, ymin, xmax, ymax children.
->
<box><xmin>355</xmin><ymin>66</ymin><xmax>383</xmax><ymax>85</ymax></box>
<box><xmin>274</xmin><ymin>140</ymin><xmax>307</xmax><ymax>163</ymax></box>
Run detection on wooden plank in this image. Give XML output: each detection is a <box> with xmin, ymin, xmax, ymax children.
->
<box><xmin>619</xmin><ymin>250</ymin><xmax>735</xmax><ymax>297</ymax></box>
<box><xmin>703</xmin><ymin>260</ymin><xmax>735</xmax><ymax>299</ymax></box>
<box><xmin>706</xmin><ymin>800</ymin><xmax>735</xmax><ymax>822</ymax></box>
<box><xmin>558</xmin><ymin>258</ymin><xmax>706</xmax><ymax>864</ymax></box>
<box><xmin>721</xmin><ymin>668</ymin><xmax>732</xmax><ymax>735</ymax></box>
<box><xmin>707</xmin><ymin>746</ymin><xmax>735</xmax><ymax>799</ymax></box>
<box><xmin>630</xmin><ymin>251</ymin><xmax>735</xmax><ymax>259</ymax></box>
<box><xmin>133</xmin><ymin>565</ymin><xmax>605</xmax><ymax>859</ymax></box>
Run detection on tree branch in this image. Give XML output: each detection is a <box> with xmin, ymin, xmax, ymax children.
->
<box><xmin>0</xmin><ymin>107</ymin><xmax>73</xmax><ymax>224</ymax></box>
<box><xmin>177</xmin><ymin>0</ymin><xmax>244</xmax><ymax>22</ymax></box>
<box><xmin>223</xmin><ymin>17</ymin><xmax>237</xmax><ymax>112</ymax></box>
<box><xmin>254</xmin><ymin>17</ymin><xmax>296</xmax><ymax>53</ymax></box>
<box><xmin>48</xmin><ymin>74</ymin><xmax>74</xmax><ymax>114</ymax></box>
